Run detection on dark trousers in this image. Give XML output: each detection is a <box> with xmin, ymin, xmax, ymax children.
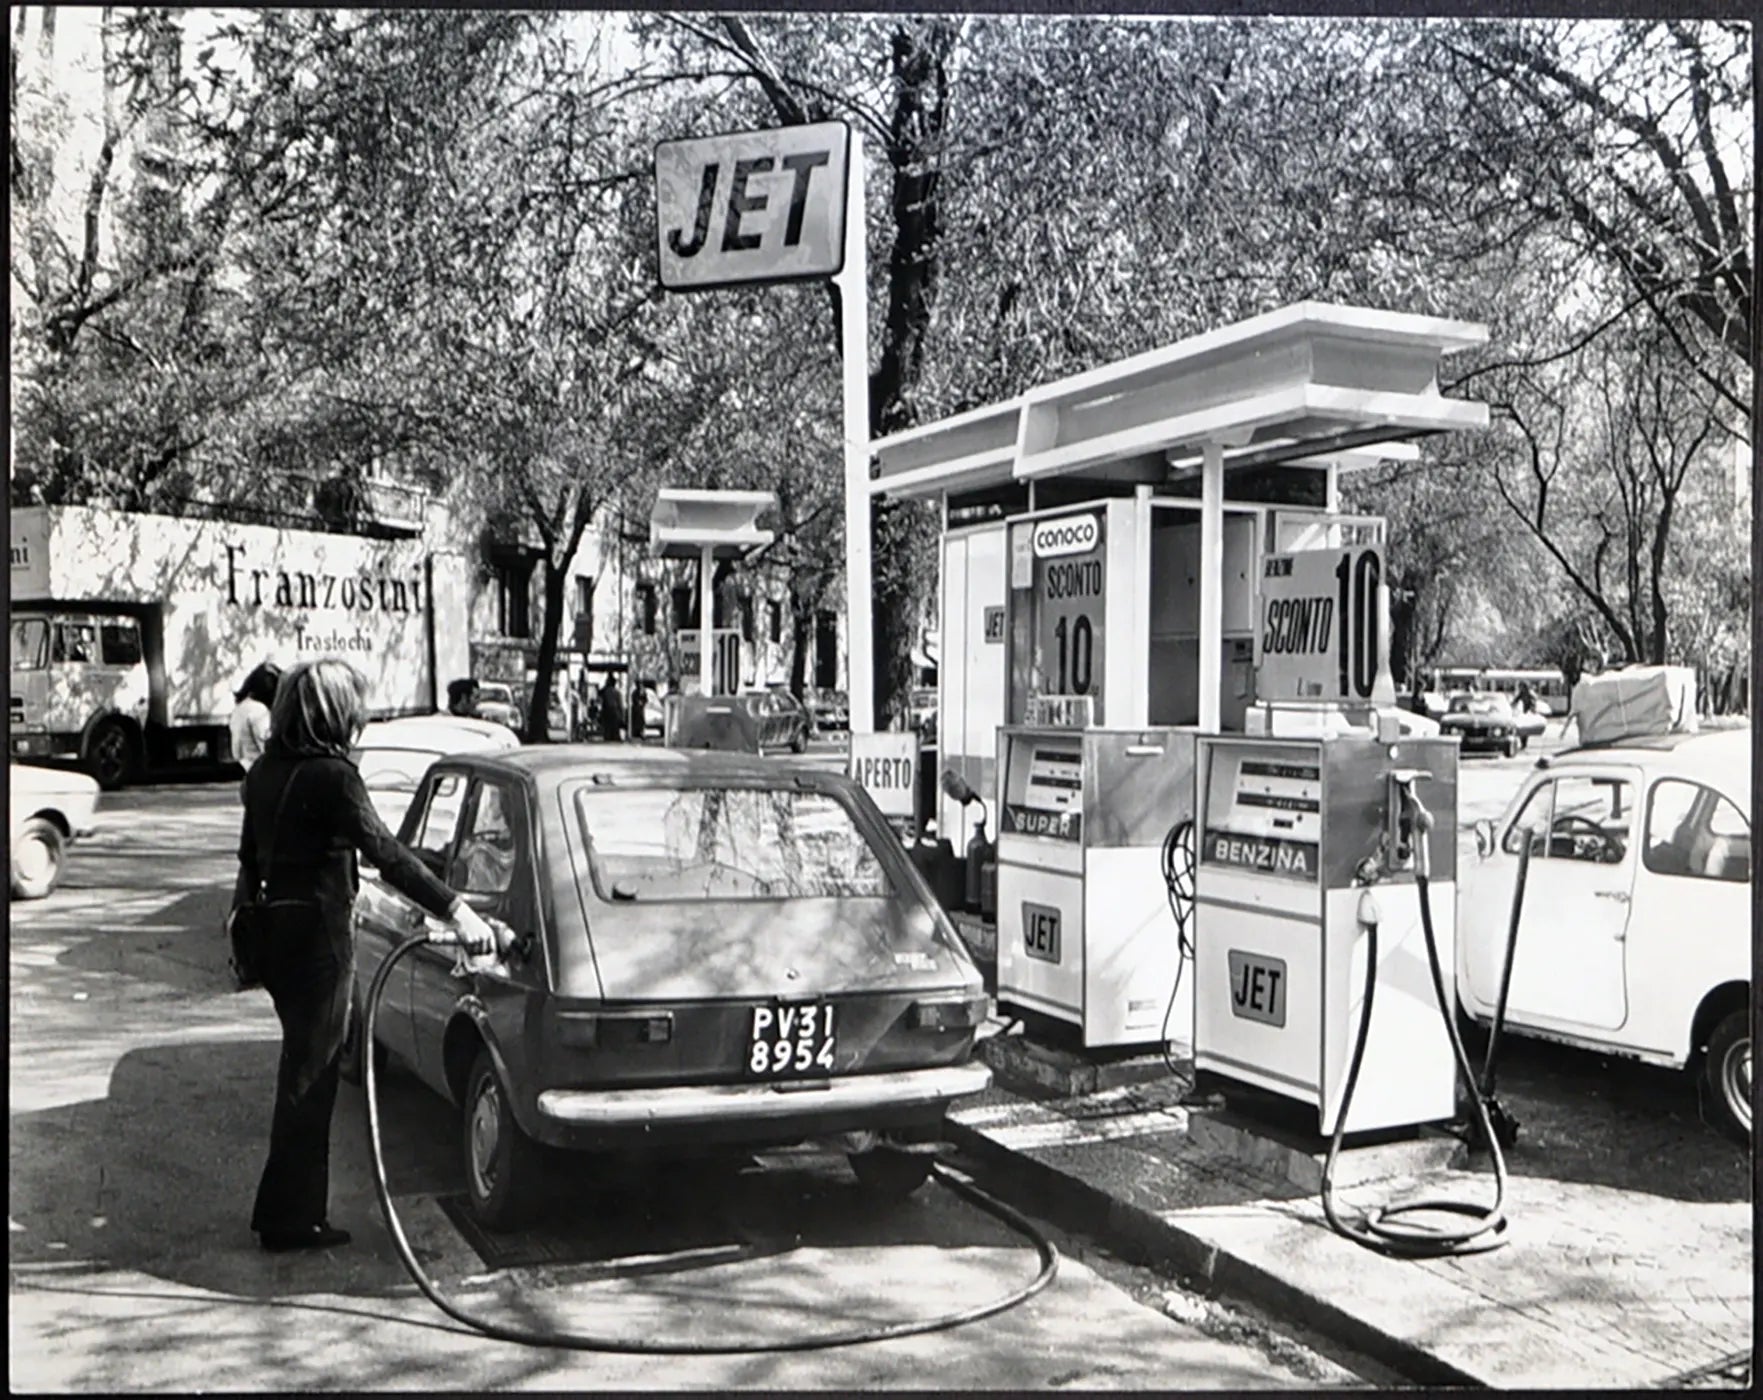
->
<box><xmin>250</xmin><ymin>901</ymin><xmax>352</xmax><ymax>1235</ymax></box>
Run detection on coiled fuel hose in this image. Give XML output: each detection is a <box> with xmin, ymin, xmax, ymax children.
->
<box><xmin>1319</xmin><ymin>790</ymin><xmax>1512</xmax><ymax>1258</ymax></box>
<box><xmin>363</xmin><ymin>934</ymin><xmax>1060</xmax><ymax>1351</ymax></box>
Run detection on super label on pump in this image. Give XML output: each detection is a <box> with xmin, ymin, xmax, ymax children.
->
<box><xmin>1254</xmin><ymin>545</ymin><xmax>1384</xmax><ymax>702</ymax></box>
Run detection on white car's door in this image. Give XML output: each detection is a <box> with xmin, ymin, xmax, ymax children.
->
<box><xmin>1461</xmin><ymin>767</ymin><xmax>1638</xmax><ymax>1032</ymax></box>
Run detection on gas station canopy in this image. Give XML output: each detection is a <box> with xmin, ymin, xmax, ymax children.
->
<box><xmin>648</xmin><ymin>488</ymin><xmax>778</xmax><ymax>560</ymax></box>
<box><xmin>868</xmin><ymin>302</ymin><xmax>1487</xmax><ymax>498</ymax></box>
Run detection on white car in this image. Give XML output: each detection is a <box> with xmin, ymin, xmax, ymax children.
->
<box><xmin>10</xmin><ymin>761</ymin><xmax>100</xmax><ymax>899</ymax></box>
<box><xmin>1459</xmin><ymin>728</ymin><xmax>1752</xmax><ymax>1141</ymax></box>
<box><xmin>471</xmin><ymin>681</ymin><xmax>523</xmax><ymax>732</ymax></box>
<box><xmin>351</xmin><ymin>715</ymin><xmax>520</xmax><ymax>830</ymax></box>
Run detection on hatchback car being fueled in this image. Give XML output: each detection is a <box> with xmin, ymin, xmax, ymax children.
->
<box><xmin>1458</xmin><ymin>728</ymin><xmax>1752</xmax><ymax>1142</ymax></box>
<box><xmin>347</xmin><ymin>745</ymin><xmax>991</xmax><ymax>1228</ymax></box>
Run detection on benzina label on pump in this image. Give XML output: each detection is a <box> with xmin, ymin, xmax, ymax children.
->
<box><xmin>1202</xmin><ymin>828</ymin><xmax>1319</xmax><ymax>881</ymax></box>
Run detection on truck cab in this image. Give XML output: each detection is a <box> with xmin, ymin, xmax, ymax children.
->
<box><xmin>10</xmin><ymin>610</ymin><xmax>153</xmax><ymax>788</ymax></box>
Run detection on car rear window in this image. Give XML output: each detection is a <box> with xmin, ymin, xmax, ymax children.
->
<box><xmin>574</xmin><ymin>785</ymin><xmax>892</xmax><ymax>902</ymax></box>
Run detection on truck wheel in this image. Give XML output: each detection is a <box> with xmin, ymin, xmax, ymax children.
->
<box><xmin>463</xmin><ymin>1049</ymin><xmax>543</xmax><ymax>1231</ymax></box>
<box><xmin>1701</xmin><ymin>1009</ymin><xmax>1751</xmax><ymax>1145</ymax></box>
<box><xmin>848</xmin><ymin>1146</ymin><xmax>934</xmax><ymax>1199</ymax></box>
<box><xmin>10</xmin><ymin>817</ymin><xmax>66</xmax><ymax>900</ymax></box>
<box><xmin>85</xmin><ymin>719</ymin><xmax>139</xmax><ymax>791</ymax></box>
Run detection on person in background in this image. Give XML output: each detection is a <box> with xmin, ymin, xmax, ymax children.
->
<box><xmin>446</xmin><ymin>677</ymin><xmax>478</xmax><ymax>718</ymax></box>
<box><xmin>598</xmin><ymin>673</ymin><xmax>626</xmax><ymax>741</ymax></box>
<box><xmin>229</xmin><ymin>663</ymin><xmax>281</xmax><ymax>786</ymax></box>
<box><xmin>629</xmin><ymin>678</ymin><xmax>648</xmax><ymax>743</ymax></box>
<box><xmin>235</xmin><ymin>658</ymin><xmax>497</xmax><ymax>1253</ymax></box>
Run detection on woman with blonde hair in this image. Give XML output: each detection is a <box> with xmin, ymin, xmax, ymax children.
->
<box><xmin>233</xmin><ymin>658</ymin><xmax>496</xmax><ymax>1252</ymax></box>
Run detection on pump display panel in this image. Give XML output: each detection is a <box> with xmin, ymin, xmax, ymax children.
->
<box><xmin>1000</xmin><ymin>734</ymin><xmax>1084</xmax><ymax>842</ymax></box>
<box><xmin>1201</xmin><ymin>746</ymin><xmax>1321</xmax><ymax>882</ymax></box>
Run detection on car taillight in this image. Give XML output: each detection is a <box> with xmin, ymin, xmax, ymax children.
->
<box><xmin>909</xmin><ymin>994</ymin><xmax>989</xmax><ymax>1030</ymax></box>
<box><xmin>556</xmin><ymin>1011</ymin><xmax>673</xmax><ymax>1048</ymax></box>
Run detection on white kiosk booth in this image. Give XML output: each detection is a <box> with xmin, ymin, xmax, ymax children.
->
<box><xmin>867</xmin><ymin>302</ymin><xmax>1488</xmax><ymax>1050</ymax></box>
<box><xmin>649</xmin><ymin>488</ymin><xmax>777</xmax><ymax>700</ymax></box>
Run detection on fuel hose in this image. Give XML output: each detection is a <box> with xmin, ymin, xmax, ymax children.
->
<box><xmin>1318</xmin><ymin>872</ymin><xmax>1511</xmax><ymax>1258</ymax></box>
<box><xmin>363</xmin><ymin>934</ymin><xmax>1060</xmax><ymax>1351</ymax></box>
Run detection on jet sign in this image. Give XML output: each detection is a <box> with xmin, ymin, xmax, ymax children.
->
<box><xmin>655</xmin><ymin>122</ymin><xmax>851</xmax><ymax>291</ymax></box>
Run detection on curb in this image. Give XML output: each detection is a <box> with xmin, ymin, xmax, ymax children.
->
<box><xmin>945</xmin><ymin>1116</ymin><xmax>1482</xmax><ymax>1389</ymax></box>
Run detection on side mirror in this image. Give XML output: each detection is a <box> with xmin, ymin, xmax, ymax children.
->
<box><xmin>940</xmin><ymin>770</ymin><xmax>977</xmax><ymax>806</ymax></box>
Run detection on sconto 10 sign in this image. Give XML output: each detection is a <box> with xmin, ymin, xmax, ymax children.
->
<box><xmin>1030</xmin><ymin>512</ymin><xmax>1106</xmax><ymax>720</ymax></box>
<box><xmin>1254</xmin><ymin>545</ymin><xmax>1385</xmax><ymax>702</ymax></box>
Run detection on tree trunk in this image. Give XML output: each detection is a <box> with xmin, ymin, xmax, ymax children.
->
<box><xmin>789</xmin><ymin>609</ymin><xmax>812</xmax><ymax>697</ymax></box>
<box><xmin>525</xmin><ymin>560</ymin><xmax>569</xmax><ymax>744</ymax></box>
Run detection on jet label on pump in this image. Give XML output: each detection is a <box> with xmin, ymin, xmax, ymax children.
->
<box><xmin>1227</xmin><ymin>950</ymin><xmax>1287</xmax><ymax>1026</ymax></box>
<box><xmin>1022</xmin><ymin>901</ymin><xmax>1062</xmax><ymax>963</ymax></box>
<box><xmin>1202</xmin><ymin>827</ymin><xmax>1319</xmax><ymax>881</ymax></box>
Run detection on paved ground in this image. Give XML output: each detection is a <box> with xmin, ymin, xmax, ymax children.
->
<box><xmin>9</xmin><ymin>775</ymin><xmax>1363</xmax><ymax>1392</ymax></box>
<box><xmin>945</xmin><ymin>1067</ymin><xmax>1752</xmax><ymax>1389</ymax></box>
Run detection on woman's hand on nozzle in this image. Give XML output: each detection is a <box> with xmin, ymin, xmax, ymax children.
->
<box><xmin>451</xmin><ymin>902</ymin><xmax>499</xmax><ymax>956</ymax></box>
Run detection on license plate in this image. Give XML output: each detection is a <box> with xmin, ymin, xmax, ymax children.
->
<box><xmin>748</xmin><ymin>1003</ymin><xmax>837</xmax><ymax>1077</ymax></box>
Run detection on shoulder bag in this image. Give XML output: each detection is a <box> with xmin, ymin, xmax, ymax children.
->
<box><xmin>228</xmin><ymin>765</ymin><xmax>303</xmax><ymax>992</ymax></box>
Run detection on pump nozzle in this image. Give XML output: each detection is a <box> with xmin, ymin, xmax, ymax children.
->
<box><xmin>1390</xmin><ymin>769</ymin><xmax>1435</xmax><ymax>878</ymax></box>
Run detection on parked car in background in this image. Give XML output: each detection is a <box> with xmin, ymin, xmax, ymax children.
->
<box><xmin>1439</xmin><ymin>691</ymin><xmax>1525</xmax><ymax>756</ymax></box>
<box><xmin>9</xmin><ymin>761</ymin><xmax>100</xmax><ymax>899</ymax></box>
<box><xmin>738</xmin><ymin>689</ymin><xmax>811</xmax><ymax>754</ymax></box>
<box><xmin>1509</xmin><ymin>704</ymin><xmax>1548</xmax><ymax>747</ymax></box>
<box><xmin>805</xmin><ymin>688</ymin><xmax>850</xmax><ymax>733</ymax></box>
<box><xmin>351</xmin><ymin>714</ymin><xmax>521</xmax><ymax>830</ymax></box>
<box><xmin>347</xmin><ymin>746</ymin><xmax>992</xmax><ymax>1228</ymax></box>
<box><xmin>908</xmin><ymin>688</ymin><xmax>937</xmax><ymax>739</ymax></box>
<box><xmin>472</xmin><ymin>681</ymin><xmax>523</xmax><ymax>732</ymax></box>
<box><xmin>1458</xmin><ymin>728</ymin><xmax>1752</xmax><ymax>1143</ymax></box>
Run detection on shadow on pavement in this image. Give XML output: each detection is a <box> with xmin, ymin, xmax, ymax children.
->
<box><xmin>11</xmin><ymin>1038</ymin><xmax>1039</xmax><ymax>1307</ymax></box>
<box><xmin>52</xmin><ymin>888</ymin><xmax>238</xmax><ymax>996</ymax></box>
<box><xmin>1459</xmin><ymin>1030</ymin><xmax>1748</xmax><ymax>1204</ymax></box>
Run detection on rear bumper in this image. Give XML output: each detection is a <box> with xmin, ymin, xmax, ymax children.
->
<box><xmin>536</xmin><ymin>1063</ymin><xmax>992</xmax><ymax>1131</ymax></box>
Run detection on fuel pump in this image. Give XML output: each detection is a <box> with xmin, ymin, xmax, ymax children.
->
<box><xmin>1192</xmin><ymin>733</ymin><xmax>1463</xmax><ymax>1133</ymax></box>
<box><xmin>1191</xmin><ymin>732</ymin><xmax>1512</xmax><ymax>1256</ymax></box>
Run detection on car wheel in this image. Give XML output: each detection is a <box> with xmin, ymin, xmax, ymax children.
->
<box><xmin>791</xmin><ymin>728</ymin><xmax>807</xmax><ymax>754</ymax></box>
<box><xmin>1503</xmin><ymin>737</ymin><xmax>1519</xmax><ymax>758</ymax></box>
<box><xmin>463</xmin><ymin>1049</ymin><xmax>543</xmax><ymax>1231</ymax></box>
<box><xmin>847</xmin><ymin>1146</ymin><xmax>934</xmax><ymax>1199</ymax></box>
<box><xmin>85</xmin><ymin>718</ymin><xmax>139</xmax><ymax>791</ymax></box>
<box><xmin>1701</xmin><ymin>1009</ymin><xmax>1752</xmax><ymax>1145</ymax></box>
<box><xmin>10</xmin><ymin>817</ymin><xmax>66</xmax><ymax>900</ymax></box>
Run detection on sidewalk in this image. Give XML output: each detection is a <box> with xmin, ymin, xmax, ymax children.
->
<box><xmin>945</xmin><ymin>1028</ymin><xmax>1754</xmax><ymax>1390</ymax></box>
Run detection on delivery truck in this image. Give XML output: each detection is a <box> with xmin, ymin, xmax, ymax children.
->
<box><xmin>9</xmin><ymin>506</ymin><xmax>464</xmax><ymax>789</ymax></box>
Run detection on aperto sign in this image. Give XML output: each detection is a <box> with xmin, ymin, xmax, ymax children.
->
<box><xmin>655</xmin><ymin>121</ymin><xmax>851</xmax><ymax>291</ymax></box>
<box><xmin>1253</xmin><ymin>544</ymin><xmax>1385</xmax><ymax>703</ymax></box>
